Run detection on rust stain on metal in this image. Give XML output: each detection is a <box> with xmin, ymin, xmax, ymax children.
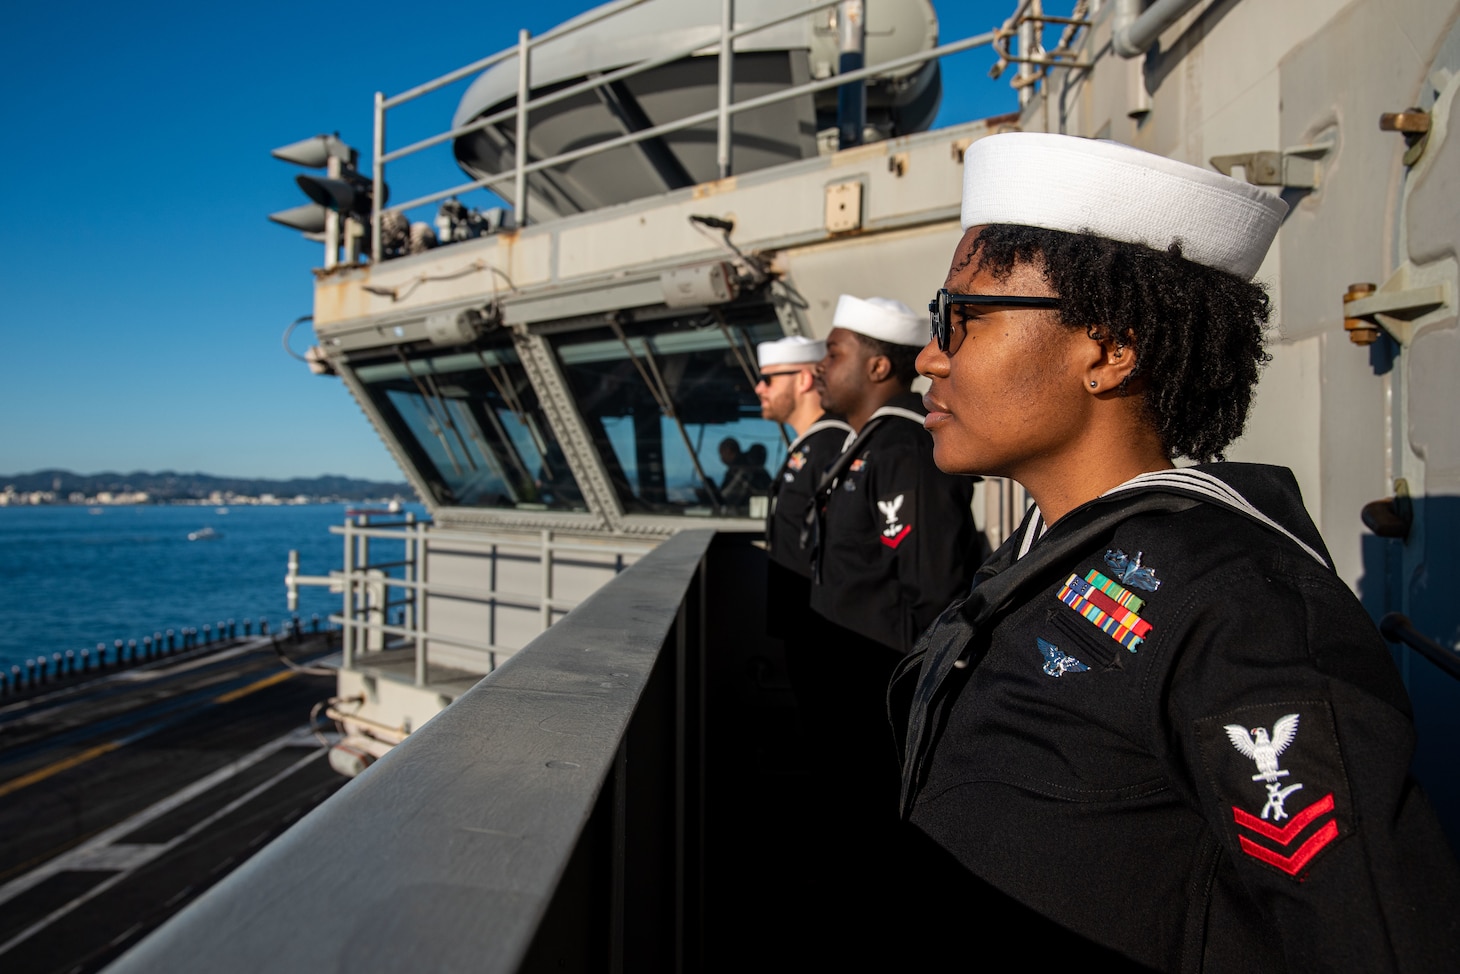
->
<box><xmin>692</xmin><ymin>175</ymin><xmax>739</xmax><ymax>198</ymax></box>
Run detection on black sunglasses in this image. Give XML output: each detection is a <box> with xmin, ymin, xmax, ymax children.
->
<box><xmin>929</xmin><ymin>288</ymin><xmax>1063</xmax><ymax>352</ymax></box>
<box><xmin>756</xmin><ymin>370</ymin><xmax>801</xmax><ymax>385</ymax></box>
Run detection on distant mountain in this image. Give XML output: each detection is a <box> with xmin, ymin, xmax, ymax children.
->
<box><xmin>1</xmin><ymin>469</ymin><xmax>415</xmax><ymax>503</ymax></box>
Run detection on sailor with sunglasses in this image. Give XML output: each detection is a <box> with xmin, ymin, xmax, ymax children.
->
<box><xmin>753</xmin><ymin>336</ymin><xmax>851</xmax><ymax>642</ymax></box>
<box><xmin>891</xmin><ymin>133</ymin><xmax>1460</xmax><ymax>969</ymax></box>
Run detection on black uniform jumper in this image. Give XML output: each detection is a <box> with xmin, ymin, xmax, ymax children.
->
<box><xmin>799</xmin><ymin>392</ymin><xmax>976</xmax><ymax>826</ymax></box>
<box><xmin>894</xmin><ymin>464</ymin><xmax>1460</xmax><ymax>972</ymax></box>
<box><xmin>808</xmin><ymin>392</ymin><xmax>977</xmax><ymax>655</ymax></box>
<box><xmin>764</xmin><ymin>415</ymin><xmax>851</xmax><ymax>638</ymax></box>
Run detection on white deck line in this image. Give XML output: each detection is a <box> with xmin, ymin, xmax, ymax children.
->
<box><xmin>0</xmin><ymin>725</ymin><xmax>325</xmax><ymax>908</ymax></box>
<box><xmin>0</xmin><ymin>734</ymin><xmax>329</xmax><ymax>958</ymax></box>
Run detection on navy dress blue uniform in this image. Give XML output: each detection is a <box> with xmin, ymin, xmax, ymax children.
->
<box><xmin>764</xmin><ymin>416</ymin><xmax>851</xmax><ymax>638</ymax></box>
<box><xmin>894</xmin><ymin>464</ymin><xmax>1460</xmax><ymax>972</ymax></box>
<box><xmin>809</xmin><ymin>392</ymin><xmax>977</xmax><ymax>656</ymax></box>
<box><xmin>796</xmin><ymin>392</ymin><xmax>976</xmax><ymax>833</ymax></box>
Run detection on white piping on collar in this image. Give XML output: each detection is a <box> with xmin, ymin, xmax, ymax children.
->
<box><xmin>786</xmin><ymin>417</ymin><xmax>853</xmax><ymax>456</ymax></box>
<box><xmin>1017</xmin><ymin>510</ymin><xmax>1046</xmax><ymax>559</ymax></box>
<box><xmin>840</xmin><ymin>406</ymin><xmax>925</xmax><ymax>451</ymax></box>
<box><xmin>1102</xmin><ymin>469</ymin><xmax>1329</xmax><ymax>567</ymax></box>
<box><xmin>1017</xmin><ymin>468</ymin><xmax>1329</xmax><ymax>568</ymax></box>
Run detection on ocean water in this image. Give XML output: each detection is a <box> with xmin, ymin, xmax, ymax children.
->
<box><xmin>0</xmin><ymin>503</ymin><xmax>426</xmax><ymax>670</ymax></box>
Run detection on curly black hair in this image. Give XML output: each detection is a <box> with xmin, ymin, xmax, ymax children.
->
<box><xmin>961</xmin><ymin>225</ymin><xmax>1272</xmax><ymax>462</ymax></box>
<box><xmin>853</xmin><ymin>333</ymin><xmax>921</xmax><ymax>385</ymax></box>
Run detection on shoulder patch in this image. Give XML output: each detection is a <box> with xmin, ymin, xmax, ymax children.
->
<box><xmin>1196</xmin><ymin>701</ymin><xmax>1351</xmax><ymax>880</ymax></box>
<box><xmin>878</xmin><ymin>493</ymin><xmax>911</xmax><ymax>548</ymax></box>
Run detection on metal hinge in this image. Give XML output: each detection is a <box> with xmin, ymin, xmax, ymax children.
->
<box><xmin>1209</xmin><ymin>141</ymin><xmax>1333</xmax><ymax>190</ymax></box>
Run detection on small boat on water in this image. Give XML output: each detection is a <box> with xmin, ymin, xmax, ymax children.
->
<box><xmin>187</xmin><ymin>527</ymin><xmax>221</xmax><ymax>541</ymax></box>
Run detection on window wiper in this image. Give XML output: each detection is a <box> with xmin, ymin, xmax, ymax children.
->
<box><xmin>608</xmin><ymin>316</ymin><xmax>723</xmax><ymax>515</ymax></box>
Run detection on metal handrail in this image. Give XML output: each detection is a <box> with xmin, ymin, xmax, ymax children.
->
<box><xmin>291</xmin><ymin>518</ymin><xmax>648</xmax><ymax>686</ymax></box>
<box><xmin>380</xmin><ymin>27</ymin><xmax>997</xmax><ymax>223</ymax></box>
<box><xmin>1380</xmin><ymin>613</ymin><xmax>1460</xmax><ymax>681</ymax></box>
<box><xmin>367</xmin><ymin>0</ymin><xmax>1000</xmax><ymax>257</ymax></box>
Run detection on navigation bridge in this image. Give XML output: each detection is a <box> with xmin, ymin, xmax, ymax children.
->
<box><xmin>116</xmin><ymin>0</ymin><xmax>1460</xmax><ymax>968</ymax></box>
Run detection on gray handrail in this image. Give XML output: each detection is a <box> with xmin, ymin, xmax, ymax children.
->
<box><xmin>108</xmin><ymin>530</ymin><xmax>719</xmax><ymax>974</ymax></box>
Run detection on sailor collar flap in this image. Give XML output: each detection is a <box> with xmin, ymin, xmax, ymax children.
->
<box><xmin>895</xmin><ymin>465</ymin><xmax>1333</xmax><ymax>817</ymax></box>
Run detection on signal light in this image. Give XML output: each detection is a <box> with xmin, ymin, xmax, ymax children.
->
<box><xmin>269</xmin><ymin>133</ymin><xmax>383</xmax><ymax>267</ymax></box>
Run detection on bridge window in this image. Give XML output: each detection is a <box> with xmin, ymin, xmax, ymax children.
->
<box><xmin>550</xmin><ymin>306</ymin><xmax>787</xmax><ymax>517</ymax></box>
<box><xmin>354</xmin><ymin>341</ymin><xmax>585</xmax><ymax>511</ymax></box>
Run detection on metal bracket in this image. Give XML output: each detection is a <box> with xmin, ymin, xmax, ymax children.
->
<box><xmin>1210</xmin><ymin>141</ymin><xmax>1333</xmax><ymax>189</ymax></box>
<box><xmin>1343</xmin><ymin>256</ymin><xmax>1453</xmax><ymax>346</ymax></box>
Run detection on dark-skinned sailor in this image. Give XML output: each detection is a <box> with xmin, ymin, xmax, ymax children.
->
<box><xmin>892</xmin><ymin>132</ymin><xmax>1460</xmax><ymax>970</ymax></box>
<box><xmin>805</xmin><ymin>295</ymin><xmax>976</xmax><ymax>816</ymax></box>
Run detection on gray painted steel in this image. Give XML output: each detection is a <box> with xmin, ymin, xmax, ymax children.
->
<box><xmin>109</xmin><ymin>530</ymin><xmax>719</xmax><ymax>974</ymax></box>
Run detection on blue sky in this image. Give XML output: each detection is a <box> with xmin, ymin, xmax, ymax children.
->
<box><xmin>0</xmin><ymin>0</ymin><xmax>1019</xmax><ymax>481</ymax></box>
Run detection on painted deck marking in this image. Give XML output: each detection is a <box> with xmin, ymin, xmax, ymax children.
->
<box><xmin>0</xmin><ymin>741</ymin><xmax>122</xmax><ymax>799</ymax></box>
<box><xmin>213</xmin><ymin>669</ymin><xmax>294</xmax><ymax>704</ymax></box>
<box><xmin>0</xmin><ymin>738</ymin><xmax>328</xmax><ymax>959</ymax></box>
<box><xmin>0</xmin><ymin>726</ymin><xmax>324</xmax><ymax>907</ymax></box>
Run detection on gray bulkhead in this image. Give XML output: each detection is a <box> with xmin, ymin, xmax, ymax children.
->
<box><xmin>1034</xmin><ymin>0</ymin><xmax>1460</xmax><ymax>826</ymax></box>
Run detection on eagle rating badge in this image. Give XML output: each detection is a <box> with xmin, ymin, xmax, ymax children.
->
<box><xmin>877</xmin><ymin>493</ymin><xmax>911</xmax><ymax>548</ymax></box>
<box><xmin>1197</xmin><ymin>703</ymin><xmax>1349</xmax><ymax>879</ymax></box>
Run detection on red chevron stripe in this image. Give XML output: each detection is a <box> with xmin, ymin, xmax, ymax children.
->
<box><xmin>1232</xmin><ymin>792</ymin><xmax>1335</xmax><ymax>844</ymax></box>
<box><xmin>880</xmin><ymin>525</ymin><xmax>912</xmax><ymax>549</ymax></box>
<box><xmin>1239</xmin><ymin>819</ymin><xmax>1339</xmax><ymax>876</ymax></box>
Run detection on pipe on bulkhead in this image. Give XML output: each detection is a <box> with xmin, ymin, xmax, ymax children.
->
<box><xmin>836</xmin><ymin>0</ymin><xmax>867</xmax><ymax>148</ymax></box>
<box><xmin>1112</xmin><ymin>0</ymin><xmax>1202</xmax><ymax>58</ymax></box>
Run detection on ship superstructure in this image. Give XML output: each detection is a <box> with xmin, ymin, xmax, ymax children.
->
<box><xmin>112</xmin><ymin>1</ymin><xmax>1460</xmax><ymax>968</ymax></box>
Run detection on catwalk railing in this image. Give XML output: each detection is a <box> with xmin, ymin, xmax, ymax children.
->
<box><xmin>368</xmin><ymin>0</ymin><xmax>1009</xmax><ymax>255</ymax></box>
<box><xmin>110</xmin><ymin>530</ymin><xmax>791</xmax><ymax>973</ymax></box>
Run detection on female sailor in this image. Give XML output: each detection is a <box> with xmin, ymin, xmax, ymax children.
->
<box><xmin>894</xmin><ymin>133</ymin><xmax>1460</xmax><ymax>971</ymax></box>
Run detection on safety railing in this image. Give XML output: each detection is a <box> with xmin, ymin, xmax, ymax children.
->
<box><xmin>113</xmin><ymin>530</ymin><xmax>790</xmax><ymax>973</ymax></box>
<box><xmin>368</xmin><ymin>0</ymin><xmax>1010</xmax><ymax>257</ymax></box>
<box><xmin>287</xmin><ymin>514</ymin><xmax>649</xmax><ymax>686</ymax></box>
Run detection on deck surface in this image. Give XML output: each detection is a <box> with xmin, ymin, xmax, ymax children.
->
<box><xmin>0</xmin><ymin>635</ymin><xmax>346</xmax><ymax>974</ymax></box>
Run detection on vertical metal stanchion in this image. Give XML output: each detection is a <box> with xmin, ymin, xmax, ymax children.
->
<box><xmin>513</xmin><ymin>29</ymin><xmax>531</xmax><ymax>227</ymax></box>
<box><xmin>372</xmin><ymin>90</ymin><xmax>386</xmax><ymax>262</ymax></box>
<box><xmin>414</xmin><ymin>518</ymin><xmax>427</xmax><ymax>686</ymax></box>
<box><xmin>1017</xmin><ymin>5</ymin><xmax>1036</xmax><ymax>109</ymax></box>
<box><xmin>540</xmin><ymin>530</ymin><xmax>554</xmax><ymax>632</ymax></box>
<box><xmin>342</xmin><ymin>515</ymin><xmax>356</xmax><ymax>670</ymax></box>
<box><xmin>717</xmin><ymin>0</ymin><xmax>734</xmax><ymax>179</ymax></box>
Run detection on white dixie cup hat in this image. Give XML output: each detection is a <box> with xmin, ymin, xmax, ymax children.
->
<box><xmin>757</xmin><ymin>335</ymin><xmax>827</xmax><ymax>369</ymax></box>
<box><xmin>960</xmin><ymin>132</ymin><xmax>1288</xmax><ymax>280</ymax></box>
<box><xmin>832</xmin><ymin>295</ymin><xmax>926</xmax><ymax>347</ymax></box>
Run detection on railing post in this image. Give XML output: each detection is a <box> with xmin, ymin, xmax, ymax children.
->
<box><xmin>1017</xmin><ymin>2</ymin><xmax>1038</xmax><ymax>108</ymax></box>
<box><xmin>414</xmin><ymin>518</ymin><xmax>429</xmax><ymax>688</ymax></box>
<box><xmin>717</xmin><ymin>0</ymin><xmax>734</xmax><ymax>179</ymax></box>
<box><xmin>372</xmin><ymin>90</ymin><xmax>385</xmax><ymax>261</ymax></box>
<box><xmin>342</xmin><ymin>516</ymin><xmax>355</xmax><ymax>669</ymax></box>
<box><xmin>514</xmin><ymin>29</ymin><xmax>531</xmax><ymax>227</ymax></box>
<box><xmin>541</xmin><ymin>530</ymin><xmax>554</xmax><ymax>631</ymax></box>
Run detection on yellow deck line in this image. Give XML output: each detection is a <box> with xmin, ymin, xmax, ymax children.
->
<box><xmin>0</xmin><ymin>668</ymin><xmax>298</xmax><ymax>800</ymax></box>
<box><xmin>213</xmin><ymin>669</ymin><xmax>295</xmax><ymax>704</ymax></box>
<box><xmin>0</xmin><ymin>741</ymin><xmax>122</xmax><ymax>800</ymax></box>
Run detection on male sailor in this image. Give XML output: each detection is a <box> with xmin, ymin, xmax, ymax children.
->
<box><xmin>754</xmin><ymin>336</ymin><xmax>851</xmax><ymax>640</ymax></box>
<box><xmin>805</xmin><ymin>295</ymin><xmax>977</xmax><ymax>817</ymax></box>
